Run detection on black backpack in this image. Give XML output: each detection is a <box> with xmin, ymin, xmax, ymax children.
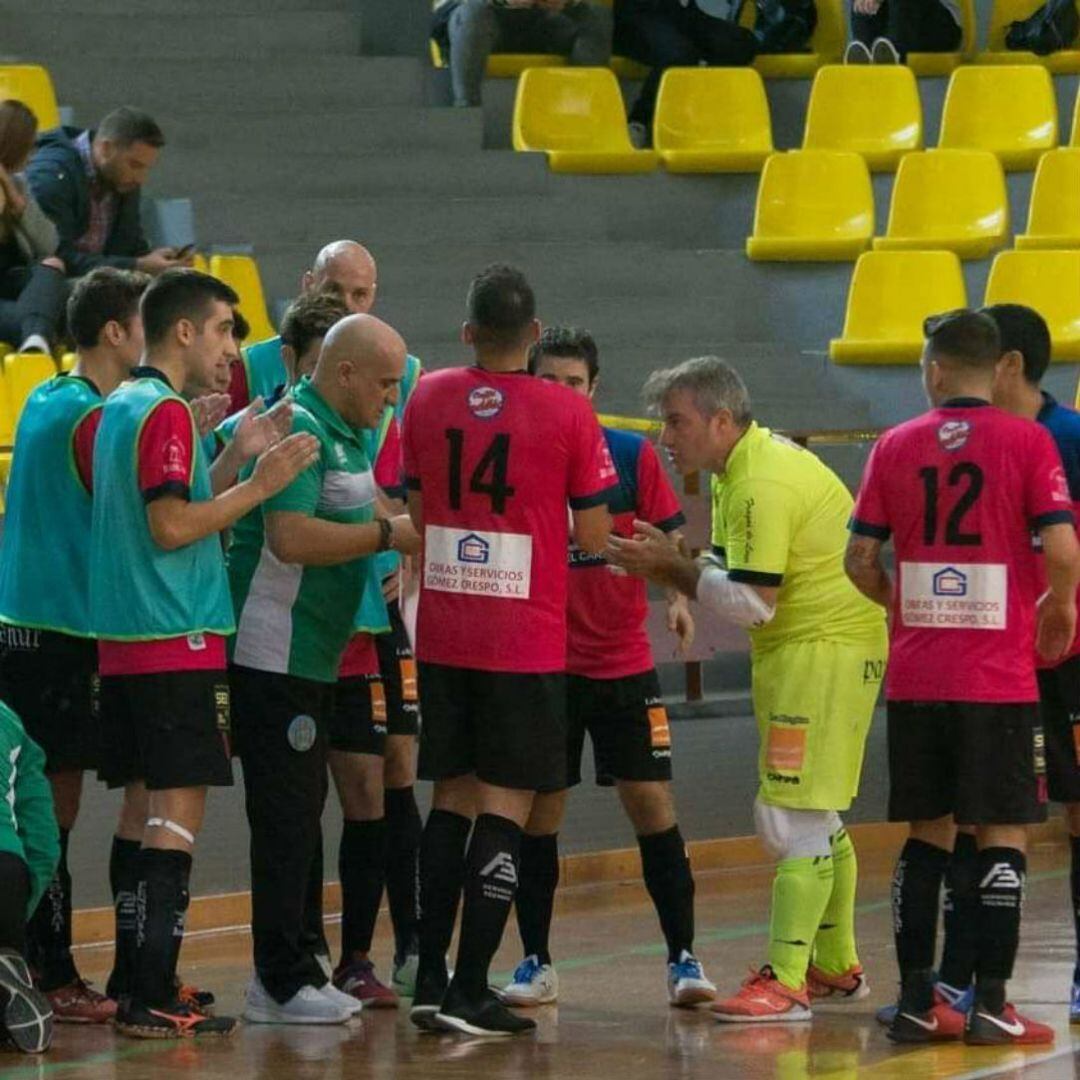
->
<box><xmin>1005</xmin><ymin>0</ymin><xmax>1079</xmax><ymax>55</ymax></box>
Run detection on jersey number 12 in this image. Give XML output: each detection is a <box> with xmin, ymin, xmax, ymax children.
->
<box><xmin>919</xmin><ymin>462</ymin><xmax>984</xmax><ymax>546</ymax></box>
<box><xmin>446</xmin><ymin>428</ymin><xmax>515</xmax><ymax>513</ymax></box>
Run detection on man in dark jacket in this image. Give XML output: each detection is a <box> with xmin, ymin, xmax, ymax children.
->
<box><xmin>27</xmin><ymin>107</ymin><xmax>187</xmax><ymax>280</ymax></box>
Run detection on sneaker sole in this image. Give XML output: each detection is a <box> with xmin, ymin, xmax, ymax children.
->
<box><xmin>115</xmin><ymin>1020</ymin><xmax>237</xmax><ymax>1040</ymax></box>
<box><xmin>410</xmin><ymin>1004</ymin><xmax>441</xmax><ymax>1031</ymax></box>
<box><xmin>808</xmin><ymin>988</ymin><xmax>871</xmax><ymax>1009</ymax></box>
<box><xmin>434</xmin><ymin>1010</ymin><xmax>534</xmax><ymax>1037</ymax></box>
<box><xmin>500</xmin><ymin>991</ymin><xmax>557</xmax><ymax>1007</ymax></box>
<box><xmin>887</xmin><ymin>1027</ymin><xmax>961</xmax><ymax>1045</ymax></box>
<box><xmin>713</xmin><ymin>1007</ymin><xmax>812</xmax><ymax>1024</ymax></box>
<box><xmin>54</xmin><ymin>1012</ymin><xmax>116</xmax><ymax>1025</ymax></box>
<box><xmin>964</xmin><ymin>1032</ymin><xmax>1053</xmax><ymax>1046</ymax></box>
<box><xmin>0</xmin><ymin>958</ymin><xmax>53</xmax><ymax>1053</ymax></box>
<box><xmin>242</xmin><ymin>1007</ymin><xmax>348</xmax><ymax>1026</ymax></box>
<box><xmin>671</xmin><ymin>988</ymin><xmax>718</xmax><ymax>1008</ymax></box>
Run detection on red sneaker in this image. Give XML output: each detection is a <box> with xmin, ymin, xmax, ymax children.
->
<box><xmin>46</xmin><ymin>979</ymin><xmax>117</xmax><ymax>1024</ymax></box>
<box><xmin>334</xmin><ymin>958</ymin><xmax>399</xmax><ymax>1009</ymax></box>
<box><xmin>712</xmin><ymin>966</ymin><xmax>811</xmax><ymax>1024</ymax></box>
<box><xmin>888</xmin><ymin>1001</ymin><xmax>966</xmax><ymax>1043</ymax></box>
<box><xmin>177</xmin><ymin>980</ymin><xmax>215</xmax><ymax>1014</ymax></box>
<box><xmin>965</xmin><ymin>1003</ymin><xmax>1055</xmax><ymax>1045</ymax></box>
<box><xmin>806</xmin><ymin>964</ymin><xmax>869</xmax><ymax>1006</ymax></box>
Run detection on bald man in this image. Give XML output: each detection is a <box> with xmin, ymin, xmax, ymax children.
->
<box><xmin>227</xmin><ymin>315</ymin><xmax>420</xmax><ymax>1026</ymax></box>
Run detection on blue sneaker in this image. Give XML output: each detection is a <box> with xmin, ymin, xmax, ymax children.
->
<box><xmin>667</xmin><ymin>950</ymin><xmax>717</xmax><ymax>1007</ymax></box>
<box><xmin>501</xmin><ymin>956</ymin><xmax>558</xmax><ymax>1006</ymax></box>
<box><xmin>1070</xmin><ymin>974</ymin><xmax>1080</xmax><ymax>1023</ymax></box>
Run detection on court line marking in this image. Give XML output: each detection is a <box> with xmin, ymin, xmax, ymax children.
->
<box><xmin>948</xmin><ymin>1045</ymin><xmax>1079</xmax><ymax>1080</ymax></box>
<box><xmin>3</xmin><ymin>868</ymin><xmax>1070</xmax><ymax>1078</ymax></box>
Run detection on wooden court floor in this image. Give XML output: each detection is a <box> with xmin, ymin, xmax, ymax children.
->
<box><xmin>2</xmin><ymin>838</ymin><xmax>1078</xmax><ymax>1080</ymax></box>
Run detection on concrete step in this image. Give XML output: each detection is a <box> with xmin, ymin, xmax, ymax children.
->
<box><xmin>199</xmin><ymin>194</ymin><xmax>616</xmax><ymax>247</ymax></box>
<box><xmin>56</xmin><ymin>58</ymin><xmax>426</xmax><ymax>116</ymax></box>
<box><xmin>152</xmin><ymin>149</ymin><xmax>550</xmax><ymax>199</ymax></box>
<box><xmin>5</xmin><ymin>11</ymin><xmax>361</xmax><ymax>60</ymax></box>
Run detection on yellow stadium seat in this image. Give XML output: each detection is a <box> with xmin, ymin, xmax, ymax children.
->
<box><xmin>736</xmin><ymin>0</ymin><xmax>845</xmax><ymax>77</ymax></box>
<box><xmin>3</xmin><ymin>353</ymin><xmax>56</xmax><ymax>424</ymax></box>
<box><xmin>984</xmin><ymin>250</ymin><xmax>1080</xmax><ymax>360</ymax></box>
<box><xmin>829</xmin><ymin>251</ymin><xmax>967</xmax><ymax>364</ymax></box>
<box><xmin>429</xmin><ymin>34</ymin><xmax>568</xmax><ymax>76</ymax></box>
<box><xmin>654</xmin><ymin>68</ymin><xmax>772</xmax><ymax>173</ymax></box>
<box><xmin>191</xmin><ymin>252</ymin><xmax>209</xmax><ymax>274</ymax></box>
<box><xmin>208</xmin><ymin>254</ymin><xmax>276</xmax><ymax>343</ymax></box>
<box><xmin>908</xmin><ymin>0</ymin><xmax>977</xmax><ymax>73</ymax></box>
<box><xmin>1071</xmin><ymin>86</ymin><xmax>1080</xmax><ymax>145</ymax></box>
<box><xmin>1016</xmin><ymin>149</ymin><xmax>1080</xmax><ymax>249</ymax></box>
<box><xmin>512</xmin><ymin>68</ymin><xmax>658</xmax><ymax>174</ymax></box>
<box><xmin>874</xmin><ymin>149</ymin><xmax>1008</xmax><ymax>259</ymax></box>
<box><xmin>0</xmin><ymin>66</ymin><xmax>60</xmax><ymax>131</ymax></box>
<box><xmin>59</xmin><ymin>352</ymin><xmax>77</xmax><ymax>372</ymax></box>
<box><xmin>747</xmin><ymin>150</ymin><xmax>873</xmax><ymax>261</ymax></box>
<box><xmin>802</xmin><ymin>65</ymin><xmax>922</xmax><ymax>171</ymax></box>
<box><xmin>979</xmin><ymin>0</ymin><xmax>1080</xmax><ymax>71</ymax></box>
<box><xmin>938</xmin><ymin>65</ymin><xmax>1057</xmax><ymax>170</ymax></box>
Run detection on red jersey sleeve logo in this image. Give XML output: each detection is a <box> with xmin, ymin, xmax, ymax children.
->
<box><xmin>162</xmin><ymin>434</ymin><xmax>188</xmax><ymax>480</ymax></box>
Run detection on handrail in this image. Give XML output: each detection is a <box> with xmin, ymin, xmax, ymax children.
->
<box><xmin>599</xmin><ymin>412</ymin><xmax>886</xmax><ymax>448</ymax></box>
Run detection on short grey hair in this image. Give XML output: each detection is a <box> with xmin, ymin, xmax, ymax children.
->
<box><xmin>643</xmin><ymin>356</ymin><xmax>752</xmax><ymax>425</ymax></box>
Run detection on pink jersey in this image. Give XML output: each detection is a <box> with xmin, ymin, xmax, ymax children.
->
<box><xmin>851</xmin><ymin>399</ymin><xmax>1073</xmax><ymax>703</ymax></box>
<box><xmin>402</xmin><ymin>367</ymin><xmax>617</xmax><ymax>673</ymax></box>
<box><xmin>567</xmin><ymin>427</ymin><xmax>685</xmax><ymax>679</ymax></box>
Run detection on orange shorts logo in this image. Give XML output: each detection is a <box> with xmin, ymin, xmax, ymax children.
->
<box><xmin>648</xmin><ymin>706</ymin><xmax>671</xmax><ymax>749</ymax></box>
<box><xmin>400</xmin><ymin>657</ymin><xmax>418</xmax><ymax>703</ymax></box>
<box><xmin>766</xmin><ymin>725</ymin><xmax>807</xmax><ymax>772</ymax></box>
<box><xmin>371</xmin><ymin>680</ymin><xmax>387</xmax><ymax>725</ymax></box>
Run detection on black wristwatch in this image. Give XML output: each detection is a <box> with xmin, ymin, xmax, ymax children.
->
<box><xmin>375</xmin><ymin>517</ymin><xmax>394</xmax><ymax>552</ymax></box>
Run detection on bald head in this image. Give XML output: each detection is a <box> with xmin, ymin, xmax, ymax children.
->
<box><xmin>315</xmin><ymin>313</ymin><xmax>406</xmax><ymax>429</ymax></box>
<box><xmin>304</xmin><ymin>240</ymin><xmax>378</xmax><ymax>314</ymax></box>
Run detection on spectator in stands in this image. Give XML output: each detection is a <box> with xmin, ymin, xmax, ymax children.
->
<box><xmin>27</xmin><ymin>107</ymin><xmax>190</xmax><ymax>281</ymax></box>
<box><xmin>614</xmin><ymin>0</ymin><xmax>759</xmax><ymax>146</ymax></box>
<box><xmin>0</xmin><ymin>101</ymin><xmax>67</xmax><ymax>355</ymax></box>
<box><xmin>434</xmin><ymin>0</ymin><xmax>613</xmax><ymax>107</ymax></box>
<box><xmin>844</xmin><ymin>0</ymin><xmax>961</xmax><ymax>62</ymax></box>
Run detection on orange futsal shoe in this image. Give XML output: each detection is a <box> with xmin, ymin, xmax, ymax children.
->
<box><xmin>46</xmin><ymin>979</ymin><xmax>117</xmax><ymax>1024</ymax></box>
<box><xmin>712</xmin><ymin>966</ymin><xmax>812</xmax><ymax>1024</ymax></box>
<box><xmin>887</xmin><ymin>1001</ymin><xmax>966</xmax><ymax>1043</ymax></box>
<box><xmin>806</xmin><ymin>964</ymin><xmax>870</xmax><ymax>1007</ymax></box>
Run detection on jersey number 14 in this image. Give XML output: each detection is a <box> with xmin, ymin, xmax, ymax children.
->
<box><xmin>446</xmin><ymin>428</ymin><xmax>516</xmax><ymax>513</ymax></box>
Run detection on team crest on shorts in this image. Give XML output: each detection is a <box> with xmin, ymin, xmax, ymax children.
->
<box><xmin>467</xmin><ymin>386</ymin><xmax>504</xmax><ymax>419</ymax></box>
<box><xmin>937</xmin><ymin>419</ymin><xmax>970</xmax><ymax>451</ymax></box>
<box><xmin>287</xmin><ymin>714</ymin><xmax>317</xmax><ymax>752</ymax></box>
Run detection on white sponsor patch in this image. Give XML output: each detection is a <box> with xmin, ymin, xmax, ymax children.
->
<box><xmin>899</xmin><ymin>561</ymin><xmax>1007</xmax><ymax>630</ymax></box>
<box><xmin>423</xmin><ymin>525</ymin><xmax>532</xmax><ymax>599</ymax></box>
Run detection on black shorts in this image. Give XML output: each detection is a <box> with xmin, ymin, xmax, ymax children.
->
<box><xmin>567</xmin><ymin>669</ymin><xmax>673</xmax><ymax>787</ymax></box>
<box><xmin>417</xmin><ymin>662</ymin><xmax>567</xmax><ymax>792</ymax></box>
<box><xmin>230</xmin><ymin>664</ymin><xmax>332</xmax><ymax>763</ymax></box>
<box><xmin>1038</xmin><ymin>655</ymin><xmax>1080</xmax><ymax>804</ymax></box>
<box><xmin>0</xmin><ymin>627</ymin><xmax>98</xmax><ymax>773</ymax></box>
<box><xmin>375</xmin><ymin>602</ymin><xmax>419</xmax><ymax>738</ymax></box>
<box><xmin>329</xmin><ymin>673</ymin><xmax>387</xmax><ymax>755</ymax></box>
<box><xmin>887</xmin><ymin>700</ymin><xmax>1047</xmax><ymax>826</ymax></box>
<box><xmin>98</xmin><ymin>670</ymin><xmax>234</xmax><ymax>791</ymax></box>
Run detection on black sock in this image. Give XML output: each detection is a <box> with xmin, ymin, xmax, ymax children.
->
<box><xmin>418</xmin><ymin>809</ymin><xmax>471</xmax><ymax>980</ymax></box>
<box><xmin>107</xmin><ymin>837</ymin><xmax>142</xmax><ymax>1000</ymax></box>
<box><xmin>515</xmin><ymin>833</ymin><xmax>559</xmax><ymax>966</ymax></box>
<box><xmin>26</xmin><ymin>828</ymin><xmax>77</xmax><ymax>990</ymax></box>
<box><xmin>133</xmin><ymin>848</ymin><xmax>192</xmax><ymax>1009</ymax></box>
<box><xmin>639</xmin><ymin>826</ymin><xmax>695</xmax><ymax>964</ymax></box>
<box><xmin>974</xmin><ymin>846</ymin><xmax>1026</xmax><ymax>1014</ymax></box>
<box><xmin>0</xmin><ymin>851</ymin><xmax>30</xmax><ymax>954</ymax></box>
<box><xmin>1071</xmin><ymin>835</ymin><xmax>1080</xmax><ymax>980</ymax></box>
<box><xmin>453</xmin><ymin>813</ymin><xmax>521</xmax><ymax>998</ymax></box>
<box><xmin>892</xmin><ymin>838</ymin><xmax>950</xmax><ymax>1012</ymax></box>
<box><xmin>939</xmin><ymin>831</ymin><xmax>979</xmax><ymax>991</ymax></box>
<box><xmin>384</xmin><ymin>786</ymin><xmax>422</xmax><ymax>963</ymax></box>
<box><xmin>338</xmin><ymin>818</ymin><xmax>387</xmax><ymax>964</ymax></box>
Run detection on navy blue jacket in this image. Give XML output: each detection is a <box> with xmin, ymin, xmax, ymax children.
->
<box><xmin>26</xmin><ymin>126</ymin><xmax>149</xmax><ymax>277</ymax></box>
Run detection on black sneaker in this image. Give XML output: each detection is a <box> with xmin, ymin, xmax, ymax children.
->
<box><xmin>886</xmin><ymin>1001</ymin><xmax>964</xmax><ymax>1044</ymax></box>
<box><xmin>435</xmin><ymin>983</ymin><xmax>537</xmax><ymax>1037</ymax></box>
<box><xmin>0</xmin><ymin>949</ymin><xmax>53</xmax><ymax>1053</ymax></box>
<box><xmin>409</xmin><ymin>964</ymin><xmax>448</xmax><ymax>1032</ymax></box>
<box><xmin>115</xmin><ymin>997</ymin><xmax>238</xmax><ymax>1039</ymax></box>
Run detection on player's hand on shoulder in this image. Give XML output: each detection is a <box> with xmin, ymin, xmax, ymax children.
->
<box><xmin>235</xmin><ymin>397</ymin><xmax>293</xmax><ymax>460</ymax></box>
<box><xmin>251</xmin><ymin>432</ymin><xmax>319</xmax><ymax>498</ymax></box>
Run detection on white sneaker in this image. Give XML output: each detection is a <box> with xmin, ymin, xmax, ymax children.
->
<box><xmin>668</xmin><ymin>951</ymin><xmax>718</xmax><ymax>1007</ymax></box>
<box><xmin>17</xmin><ymin>333</ymin><xmax>49</xmax><ymax>355</ymax></box>
<box><xmin>871</xmin><ymin>36</ymin><xmax>901</xmax><ymax>63</ymax></box>
<box><xmin>501</xmin><ymin>955</ymin><xmax>558</xmax><ymax>1006</ymax></box>
<box><xmin>318</xmin><ymin>981</ymin><xmax>363</xmax><ymax>1016</ymax></box>
<box><xmin>843</xmin><ymin>40</ymin><xmax>872</xmax><ymax>64</ymax></box>
<box><xmin>243</xmin><ymin>976</ymin><xmax>351</xmax><ymax>1025</ymax></box>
